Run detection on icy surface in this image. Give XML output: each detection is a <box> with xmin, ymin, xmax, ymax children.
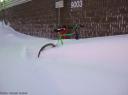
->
<box><xmin>0</xmin><ymin>22</ymin><xmax>128</xmax><ymax>95</ymax></box>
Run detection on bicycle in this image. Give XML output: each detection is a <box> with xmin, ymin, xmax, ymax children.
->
<box><xmin>37</xmin><ymin>24</ymin><xmax>82</xmax><ymax>58</ymax></box>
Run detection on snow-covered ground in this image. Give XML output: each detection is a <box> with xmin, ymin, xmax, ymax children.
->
<box><xmin>0</xmin><ymin>22</ymin><xmax>128</xmax><ymax>95</ymax></box>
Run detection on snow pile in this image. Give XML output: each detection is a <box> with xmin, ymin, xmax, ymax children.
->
<box><xmin>0</xmin><ymin>21</ymin><xmax>128</xmax><ymax>95</ymax></box>
<box><xmin>40</xmin><ymin>36</ymin><xmax>128</xmax><ymax>64</ymax></box>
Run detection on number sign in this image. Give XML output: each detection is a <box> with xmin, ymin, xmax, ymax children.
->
<box><xmin>71</xmin><ymin>0</ymin><xmax>83</xmax><ymax>8</ymax></box>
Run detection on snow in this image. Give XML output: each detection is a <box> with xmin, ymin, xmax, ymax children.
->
<box><xmin>0</xmin><ymin>21</ymin><xmax>128</xmax><ymax>95</ymax></box>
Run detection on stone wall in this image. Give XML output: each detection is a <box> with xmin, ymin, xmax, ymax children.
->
<box><xmin>0</xmin><ymin>0</ymin><xmax>128</xmax><ymax>39</ymax></box>
<box><xmin>63</xmin><ymin>0</ymin><xmax>128</xmax><ymax>38</ymax></box>
<box><xmin>3</xmin><ymin>0</ymin><xmax>57</xmax><ymax>38</ymax></box>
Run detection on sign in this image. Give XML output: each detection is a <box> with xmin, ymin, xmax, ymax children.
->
<box><xmin>71</xmin><ymin>0</ymin><xmax>83</xmax><ymax>8</ymax></box>
<box><xmin>55</xmin><ymin>0</ymin><xmax>64</xmax><ymax>8</ymax></box>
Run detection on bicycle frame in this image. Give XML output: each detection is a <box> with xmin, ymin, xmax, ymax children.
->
<box><xmin>55</xmin><ymin>24</ymin><xmax>81</xmax><ymax>46</ymax></box>
<box><xmin>57</xmin><ymin>32</ymin><xmax>75</xmax><ymax>45</ymax></box>
<box><xmin>38</xmin><ymin>24</ymin><xmax>81</xmax><ymax>57</ymax></box>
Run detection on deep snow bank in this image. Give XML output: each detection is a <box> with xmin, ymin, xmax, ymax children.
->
<box><xmin>0</xmin><ymin>21</ymin><xmax>128</xmax><ymax>95</ymax></box>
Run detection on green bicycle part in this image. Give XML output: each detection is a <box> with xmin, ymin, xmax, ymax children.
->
<box><xmin>64</xmin><ymin>33</ymin><xmax>74</xmax><ymax>36</ymax></box>
<box><xmin>57</xmin><ymin>34</ymin><xmax>63</xmax><ymax>45</ymax></box>
<box><xmin>56</xmin><ymin>24</ymin><xmax>80</xmax><ymax>45</ymax></box>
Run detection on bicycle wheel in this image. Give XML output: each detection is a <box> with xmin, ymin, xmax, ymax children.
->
<box><xmin>38</xmin><ymin>43</ymin><xmax>56</xmax><ymax>58</ymax></box>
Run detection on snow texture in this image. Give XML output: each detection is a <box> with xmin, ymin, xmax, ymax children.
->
<box><xmin>0</xmin><ymin>21</ymin><xmax>128</xmax><ymax>95</ymax></box>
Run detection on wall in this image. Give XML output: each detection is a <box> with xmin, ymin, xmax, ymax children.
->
<box><xmin>62</xmin><ymin>0</ymin><xmax>128</xmax><ymax>38</ymax></box>
<box><xmin>0</xmin><ymin>0</ymin><xmax>128</xmax><ymax>39</ymax></box>
<box><xmin>2</xmin><ymin>0</ymin><xmax>57</xmax><ymax>38</ymax></box>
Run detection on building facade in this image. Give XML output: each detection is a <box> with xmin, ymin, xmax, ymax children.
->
<box><xmin>0</xmin><ymin>0</ymin><xmax>128</xmax><ymax>38</ymax></box>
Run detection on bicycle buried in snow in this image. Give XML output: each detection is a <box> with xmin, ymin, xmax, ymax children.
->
<box><xmin>37</xmin><ymin>24</ymin><xmax>82</xmax><ymax>58</ymax></box>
